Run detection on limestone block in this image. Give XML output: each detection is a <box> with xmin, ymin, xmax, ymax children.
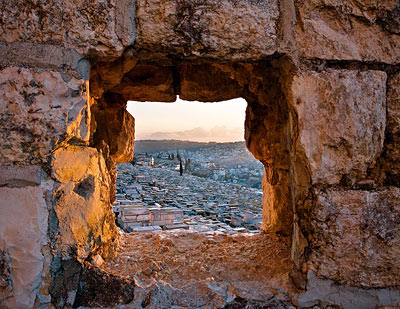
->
<box><xmin>292</xmin><ymin>69</ymin><xmax>386</xmax><ymax>185</ymax></box>
<box><xmin>309</xmin><ymin>187</ymin><xmax>400</xmax><ymax>287</ymax></box>
<box><xmin>298</xmin><ymin>270</ymin><xmax>400</xmax><ymax>308</ymax></box>
<box><xmin>0</xmin><ymin>165</ymin><xmax>41</xmax><ymax>187</ymax></box>
<box><xmin>0</xmin><ymin>67</ymin><xmax>90</xmax><ymax>165</ymax></box>
<box><xmin>52</xmin><ymin>146</ymin><xmax>101</xmax><ymax>183</ymax></box>
<box><xmin>0</xmin><ymin>0</ymin><xmax>135</xmax><ymax>58</ymax></box>
<box><xmin>135</xmin><ymin>0</ymin><xmax>279</xmax><ymax>60</ymax></box>
<box><xmin>0</xmin><ymin>186</ymin><xmax>49</xmax><ymax>308</ymax></box>
<box><xmin>51</xmin><ymin>146</ymin><xmax>118</xmax><ymax>259</ymax></box>
<box><xmin>0</xmin><ymin>42</ymin><xmax>82</xmax><ymax>74</ymax></box>
<box><xmin>295</xmin><ymin>0</ymin><xmax>400</xmax><ymax>63</ymax></box>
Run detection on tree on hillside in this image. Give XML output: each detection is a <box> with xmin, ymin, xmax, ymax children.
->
<box><xmin>179</xmin><ymin>158</ymin><xmax>183</xmax><ymax>176</ymax></box>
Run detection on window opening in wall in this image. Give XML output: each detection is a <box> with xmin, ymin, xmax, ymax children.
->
<box><xmin>112</xmin><ymin>97</ymin><xmax>264</xmax><ymax>235</ymax></box>
<box><xmin>92</xmin><ymin>61</ymin><xmax>294</xmax><ymax>305</ymax></box>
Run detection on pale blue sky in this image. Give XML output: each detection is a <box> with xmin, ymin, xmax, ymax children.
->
<box><xmin>126</xmin><ymin>97</ymin><xmax>247</xmax><ymax>142</ymax></box>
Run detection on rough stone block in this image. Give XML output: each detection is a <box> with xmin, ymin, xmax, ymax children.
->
<box><xmin>111</xmin><ymin>64</ymin><xmax>175</xmax><ymax>102</ymax></box>
<box><xmin>0</xmin><ymin>67</ymin><xmax>90</xmax><ymax>165</ymax></box>
<box><xmin>52</xmin><ymin>146</ymin><xmax>101</xmax><ymax>183</ymax></box>
<box><xmin>51</xmin><ymin>145</ymin><xmax>119</xmax><ymax>260</ymax></box>
<box><xmin>0</xmin><ymin>42</ymin><xmax>82</xmax><ymax>74</ymax></box>
<box><xmin>91</xmin><ymin>101</ymin><xmax>135</xmax><ymax>164</ymax></box>
<box><xmin>0</xmin><ymin>165</ymin><xmax>41</xmax><ymax>187</ymax></box>
<box><xmin>292</xmin><ymin>69</ymin><xmax>387</xmax><ymax>185</ymax></box>
<box><xmin>179</xmin><ymin>63</ymin><xmax>242</xmax><ymax>102</ymax></box>
<box><xmin>135</xmin><ymin>0</ymin><xmax>279</xmax><ymax>60</ymax></box>
<box><xmin>0</xmin><ymin>0</ymin><xmax>135</xmax><ymax>58</ymax></box>
<box><xmin>309</xmin><ymin>187</ymin><xmax>400</xmax><ymax>287</ymax></box>
<box><xmin>262</xmin><ymin>166</ymin><xmax>292</xmax><ymax>234</ymax></box>
<box><xmin>298</xmin><ymin>270</ymin><xmax>400</xmax><ymax>308</ymax></box>
<box><xmin>0</xmin><ymin>186</ymin><xmax>49</xmax><ymax>308</ymax></box>
<box><xmin>295</xmin><ymin>0</ymin><xmax>400</xmax><ymax>64</ymax></box>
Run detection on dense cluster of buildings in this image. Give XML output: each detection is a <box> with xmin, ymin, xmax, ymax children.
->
<box><xmin>136</xmin><ymin>142</ymin><xmax>264</xmax><ymax>189</ymax></box>
<box><xmin>114</xmin><ymin>163</ymin><xmax>263</xmax><ymax>234</ymax></box>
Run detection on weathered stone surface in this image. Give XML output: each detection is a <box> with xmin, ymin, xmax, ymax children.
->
<box><xmin>74</xmin><ymin>264</ymin><xmax>135</xmax><ymax>307</ymax></box>
<box><xmin>52</xmin><ymin>146</ymin><xmax>101</xmax><ymax>184</ymax></box>
<box><xmin>0</xmin><ymin>0</ymin><xmax>135</xmax><ymax>59</ymax></box>
<box><xmin>309</xmin><ymin>187</ymin><xmax>400</xmax><ymax>288</ymax></box>
<box><xmin>292</xmin><ymin>69</ymin><xmax>387</xmax><ymax>185</ymax></box>
<box><xmin>298</xmin><ymin>270</ymin><xmax>400</xmax><ymax>308</ymax></box>
<box><xmin>0</xmin><ymin>165</ymin><xmax>41</xmax><ymax>187</ymax></box>
<box><xmin>0</xmin><ymin>67</ymin><xmax>90</xmax><ymax>165</ymax></box>
<box><xmin>91</xmin><ymin>98</ymin><xmax>135</xmax><ymax>164</ymax></box>
<box><xmin>110</xmin><ymin>64</ymin><xmax>176</xmax><ymax>102</ymax></box>
<box><xmin>242</xmin><ymin>63</ymin><xmax>295</xmax><ymax>235</ymax></box>
<box><xmin>115</xmin><ymin>0</ymin><xmax>137</xmax><ymax>47</ymax></box>
<box><xmin>0</xmin><ymin>42</ymin><xmax>83</xmax><ymax>75</ymax></box>
<box><xmin>1</xmin><ymin>1</ymin><xmax>400</xmax><ymax>304</ymax></box>
<box><xmin>261</xmin><ymin>166</ymin><xmax>292</xmax><ymax>235</ymax></box>
<box><xmin>49</xmin><ymin>258</ymin><xmax>83</xmax><ymax>308</ymax></box>
<box><xmin>379</xmin><ymin>2</ymin><xmax>400</xmax><ymax>34</ymax></box>
<box><xmin>0</xmin><ymin>185</ymin><xmax>49</xmax><ymax>308</ymax></box>
<box><xmin>91</xmin><ymin>49</ymin><xmax>138</xmax><ymax>99</ymax></box>
<box><xmin>135</xmin><ymin>0</ymin><xmax>279</xmax><ymax>60</ymax></box>
<box><xmin>387</xmin><ymin>71</ymin><xmax>400</xmax><ymax>154</ymax></box>
<box><xmin>99</xmin><ymin>232</ymin><xmax>294</xmax><ymax>308</ymax></box>
<box><xmin>0</xmin><ymin>250</ymin><xmax>12</xmax><ymax>301</ymax></box>
<box><xmin>51</xmin><ymin>146</ymin><xmax>118</xmax><ymax>259</ymax></box>
<box><xmin>295</xmin><ymin>0</ymin><xmax>400</xmax><ymax>64</ymax></box>
<box><xmin>374</xmin><ymin>72</ymin><xmax>400</xmax><ymax>186</ymax></box>
<box><xmin>384</xmin><ymin>72</ymin><xmax>400</xmax><ymax>183</ymax></box>
<box><xmin>179</xmin><ymin>63</ymin><xmax>242</xmax><ymax>102</ymax></box>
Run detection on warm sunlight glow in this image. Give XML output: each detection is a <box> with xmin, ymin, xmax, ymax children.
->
<box><xmin>127</xmin><ymin>97</ymin><xmax>247</xmax><ymax>142</ymax></box>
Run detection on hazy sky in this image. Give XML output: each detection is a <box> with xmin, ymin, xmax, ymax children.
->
<box><xmin>126</xmin><ymin>97</ymin><xmax>247</xmax><ymax>142</ymax></box>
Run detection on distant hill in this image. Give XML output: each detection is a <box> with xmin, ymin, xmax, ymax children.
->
<box><xmin>134</xmin><ymin>140</ymin><xmax>245</xmax><ymax>153</ymax></box>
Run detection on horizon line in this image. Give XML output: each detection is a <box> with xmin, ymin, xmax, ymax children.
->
<box><xmin>135</xmin><ymin>139</ymin><xmax>246</xmax><ymax>144</ymax></box>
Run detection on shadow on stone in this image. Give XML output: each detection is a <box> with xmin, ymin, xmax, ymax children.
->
<box><xmin>73</xmin><ymin>175</ymin><xmax>95</xmax><ymax>200</ymax></box>
<box><xmin>73</xmin><ymin>264</ymin><xmax>135</xmax><ymax>307</ymax></box>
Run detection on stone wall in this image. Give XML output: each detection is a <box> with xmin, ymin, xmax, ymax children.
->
<box><xmin>0</xmin><ymin>0</ymin><xmax>399</xmax><ymax>307</ymax></box>
<box><xmin>0</xmin><ymin>167</ymin><xmax>51</xmax><ymax>308</ymax></box>
<box><xmin>0</xmin><ymin>3</ymin><xmax>135</xmax><ymax>304</ymax></box>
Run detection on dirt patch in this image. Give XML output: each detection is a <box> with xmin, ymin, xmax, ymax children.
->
<box><xmin>98</xmin><ymin>231</ymin><xmax>295</xmax><ymax>307</ymax></box>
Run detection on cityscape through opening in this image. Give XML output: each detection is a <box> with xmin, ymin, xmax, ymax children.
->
<box><xmin>113</xmin><ymin>98</ymin><xmax>264</xmax><ymax>235</ymax></box>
